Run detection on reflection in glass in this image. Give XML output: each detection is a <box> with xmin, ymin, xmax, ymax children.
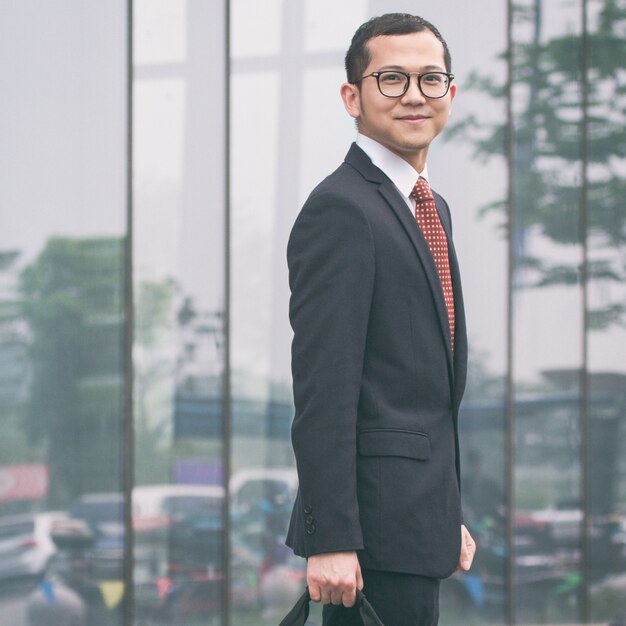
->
<box><xmin>133</xmin><ymin>0</ymin><xmax>227</xmax><ymax>624</ymax></box>
<box><xmin>0</xmin><ymin>2</ymin><xmax>127</xmax><ymax>623</ymax></box>
<box><xmin>585</xmin><ymin>1</ymin><xmax>626</xmax><ymax>622</ymax></box>
<box><xmin>230</xmin><ymin>2</ymin><xmax>305</xmax><ymax>623</ymax></box>
<box><xmin>17</xmin><ymin>236</ymin><xmax>126</xmax><ymax>626</ymax></box>
<box><xmin>0</xmin><ymin>238</ymin><xmax>126</xmax><ymax>626</ymax></box>
<box><xmin>509</xmin><ymin>2</ymin><xmax>584</xmax><ymax>622</ymax></box>
<box><xmin>442</xmin><ymin>0</ymin><xmax>626</xmax><ymax>621</ymax></box>
<box><xmin>431</xmin><ymin>2</ymin><xmax>509</xmax><ymax>622</ymax></box>
<box><xmin>21</xmin><ymin>238</ymin><xmax>125</xmax><ymax>502</ymax></box>
<box><xmin>0</xmin><ymin>1</ymin><xmax>622</xmax><ymax>624</ymax></box>
<box><xmin>2</xmin><ymin>237</ymin><xmax>126</xmax><ymax>626</ymax></box>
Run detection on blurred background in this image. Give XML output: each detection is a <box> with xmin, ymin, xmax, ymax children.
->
<box><xmin>0</xmin><ymin>1</ymin><xmax>624</xmax><ymax>625</ymax></box>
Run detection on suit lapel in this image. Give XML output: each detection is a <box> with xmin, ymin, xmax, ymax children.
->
<box><xmin>433</xmin><ymin>190</ymin><xmax>468</xmax><ymax>407</ymax></box>
<box><xmin>446</xmin><ymin>232</ymin><xmax>467</xmax><ymax>408</ymax></box>
<box><xmin>345</xmin><ymin>144</ymin><xmax>455</xmax><ymax>379</ymax></box>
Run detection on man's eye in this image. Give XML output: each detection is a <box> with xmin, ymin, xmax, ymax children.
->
<box><xmin>380</xmin><ymin>73</ymin><xmax>404</xmax><ymax>83</ymax></box>
<box><xmin>423</xmin><ymin>73</ymin><xmax>444</xmax><ymax>84</ymax></box>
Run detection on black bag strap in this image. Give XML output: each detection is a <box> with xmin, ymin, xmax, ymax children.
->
<box><xmin>278</xmin><ymin>588</ymin><xmax>384</xmax><ymax>626</ymax></box>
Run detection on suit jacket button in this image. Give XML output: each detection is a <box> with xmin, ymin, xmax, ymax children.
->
<box><xmin>306</xmin><ymin>524</ymin><xmax>316</xmax><ymax>535</ymax></box>
<box><xmin>303</xmin><ymin>505</ymin><xmax>313</xmax><ymax>514</ymax></box>
<box><xmin>305</xmin><ymin>515</ymin><xmax>314</xmax><ymax>524</ymax></box>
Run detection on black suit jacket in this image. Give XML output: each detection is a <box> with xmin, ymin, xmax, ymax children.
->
<box><xmin>286</xmin><ymin>143</ymin><xmax>468</xmax><ymax>578</ymax></box>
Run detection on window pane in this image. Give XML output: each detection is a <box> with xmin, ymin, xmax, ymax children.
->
<box><xmin>586</xmin><ymin>1</ymin><xmax>626</xmax><ymax>622</ymax></box>
<box><xmin>133</xmin><ymin>0</ymin><xmax>227</xmax><ymax>624</ymax></box>
<box><xmin>0</xmin><ymin>2</ymin><xmax>127</xmax><ymax>625</ymax></box>
<box><xmin>231</xmin><ymin>2</ymin><xmax>509</xmax><ymax>625</ymax></box>
<box><xmin>511</xmin><ymin>1</ymin><xmax>584</xmax><ymax>623</ymax></box>
<box><xmin>416</xmin><ymin>3</ymin><xmax>509</xmax><ymax>623</ymax></box>
<box><xmin>230</xmin><ymin>0</ymin><xmax>303</xmax><ymax>619</ymax></box>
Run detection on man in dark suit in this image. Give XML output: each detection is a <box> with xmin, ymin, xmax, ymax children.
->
<box><xmin>285</xmin><ymin>13</ymin><xmax>476</xmax><ymax>625</ymax></box>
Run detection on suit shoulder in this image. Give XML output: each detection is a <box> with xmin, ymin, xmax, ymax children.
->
<box><xmin>288</xmin><ymin>164</ymin><xmax>374</xmax><ymax>259</ymax></box>
<box><xmin>294</xmin><ymin>163</ymin><xmax>370</xmax><ymax>225</ymax></box>
<box><xmin>306</xmin><ymin>161</ymin><xmax>365</xmax><ymax>204</ymax></box>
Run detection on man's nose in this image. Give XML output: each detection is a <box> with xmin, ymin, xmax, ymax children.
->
<box><xmin>401</xmin><ymin>76</ymin><xmax>427</xmax><ymax>104</ymax></box>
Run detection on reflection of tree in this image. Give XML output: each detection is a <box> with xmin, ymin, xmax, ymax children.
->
<box><xmin>175</xmin><ymin>297</ymin><xmax>223</xmax><ymax>394</ymax></box>
<box><xmin>20</xmin><ymin>237</ymin><xmax>125</xmax><ymax>506</ymax></box>
<box><xmin>135</xmin><ymin>284</ymin><xmax>225</xmax><ymax>480</ymax></box>
<box><xmin>134</xmin><ymin>279</ymin><xmax>177</xmax><ymax>484</ymax></box>
<box><xmin>449</xmin><ymin>0</ymin><xmax>626</xmax><ymax>328</ymax></box>
<box><xmin>171</xmin><ymin>297</ymin><xmax>224</xmax><ymax>443</ymax></box>
<box><xmin>0</xmin><ymin>250</ymin><xmax>32</xmax><ymax>470</ymax></box>
<box><xmin>19</xmin><ymin>236</ymin><xmax>186</xmax><ymax>497</ymax></box>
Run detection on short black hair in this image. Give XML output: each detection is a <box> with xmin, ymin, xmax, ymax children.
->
<box><xmin>345</xmin><ymin>13</ymin><xmax>452</xmax><ymax>84</ymax></box>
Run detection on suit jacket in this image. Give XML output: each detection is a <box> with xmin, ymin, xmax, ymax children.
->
<box><xmin>285</xmin><ymin>143</ymin><xmax>468</xmax><ymax>578</ymax></box>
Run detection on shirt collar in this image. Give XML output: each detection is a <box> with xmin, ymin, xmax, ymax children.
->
<box><xmin>356</xmin><ymin>133</ymin><xmax>429</xmax><ymax>200</ymax></box>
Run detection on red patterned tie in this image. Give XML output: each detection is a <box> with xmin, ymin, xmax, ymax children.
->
<box><xmin>411</xmin><ymin>177</ymin><xmax>455</xmax><ymax>351</ymax></box>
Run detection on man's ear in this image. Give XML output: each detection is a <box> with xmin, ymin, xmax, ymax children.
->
<box><xmin>340</xmin><ymin>82</ymin><xmax>361</xmax><ymax>120</ymax></box>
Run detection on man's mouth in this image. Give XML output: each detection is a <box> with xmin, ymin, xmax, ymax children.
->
<box><xmin>397</xmin><ymin>114</ymin><xmax>429</xmax><ymax>121</ymax></box>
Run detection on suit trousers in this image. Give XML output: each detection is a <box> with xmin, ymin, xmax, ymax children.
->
<box><xmin>321</xmin><ymin>569</ymin><xmax>440</xmax><ymax>626</ymax></box>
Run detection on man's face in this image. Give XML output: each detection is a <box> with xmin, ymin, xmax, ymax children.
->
<box><xmin>341</xmin><ymin>31</ymin><xmax>456</xmax><ymax>172</ymax></box>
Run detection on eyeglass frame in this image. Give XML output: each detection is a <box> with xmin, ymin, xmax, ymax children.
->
<box><xmin>353</xmin><ymin>70</ymin><xmax>455</xmax><ymax>99</ymax></box>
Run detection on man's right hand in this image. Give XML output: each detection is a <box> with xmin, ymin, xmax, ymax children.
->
<box><xmin>307</xmin><ymin>551</ymin><xmax>363</xmax><ymax>607</ymax></box>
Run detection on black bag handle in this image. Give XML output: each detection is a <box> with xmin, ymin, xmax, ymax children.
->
<box><xmin>278</xmin><ymin>588</ymin><xmax>384</xmax><ymax>626</ymax></box>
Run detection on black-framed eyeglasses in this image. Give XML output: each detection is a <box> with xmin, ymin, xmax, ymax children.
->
<box><xmin>354</xmin><ymin>70</ymin><xmax>454</xmax><ymax>99</ymax></box>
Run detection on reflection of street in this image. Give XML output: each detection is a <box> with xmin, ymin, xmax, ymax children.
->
<box><xmin>0</xmin><ymin>582</ymin><xmax>31</xmax><ymax>625</ymax></box>
<box><xmin>9</xmin><ymin>476</ymin><xmax>302</xmax><ymax>625</ymax></box>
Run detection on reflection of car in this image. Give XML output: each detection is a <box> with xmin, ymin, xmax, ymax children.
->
<box><xmin>0</xmin><ymin>512</ymin><xmax>68</xmax><ymax>583</ymax></box>
<box><xmin>514</xmin><ymin>508</ymin><xmax>583</xmax><ymax>552</ymax></box>
<box><xmin>63</xmin><ymin>485</ymin><xmax>227</xmax><ymax>623</ymax></box>
<box><xmin>230</xmin><ymin>467</ymin><xmax>298</xmax><ymax>517</ymax></box>
<box><xmin>131</xmin><ymin>484</ymin><xmax>225</xmax><ymax>573</ymax></box>
<box><xmin>443</xmin><ymin>509</ymin><xmax>626</xmax><ymax>620</ymax></box>
<box><xmin>57</xmin><ymin>483</ymin><xmax>295</xmax><ymax>620</ymax></box>
<box><xmin>135</xmin><ymin>484</ymin><xmax>225</xmax><ymax>600</ymax></box>
<box><xmin>228</xmin><ymin>468</ymin><xmax>300</xmax><ymax>613</ymax></box>
<box><xmin>68</xmin><ymin>492</ymin><xmax>124</xmax><ymax>544</ymax></box>
<box><xmin>133</xmin><ymin>484</ymin><xmax>224</xmax><ymax>525</ymax></box>
<box><xmin>230</xmin><ymin>467</ymin><xmax>298</xmax><ymax>565</ymax></box>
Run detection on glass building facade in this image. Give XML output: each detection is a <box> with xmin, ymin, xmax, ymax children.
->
<box><xmin>0</xmin><ymin>1</ymin><xmax>624</xmax><ymax>625</ymax></box>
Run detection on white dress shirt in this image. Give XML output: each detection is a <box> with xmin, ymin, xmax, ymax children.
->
<box><xmin>356</xmin><ymin>133</ymin><xmax>429</xmax><ymax>214</ymax></box>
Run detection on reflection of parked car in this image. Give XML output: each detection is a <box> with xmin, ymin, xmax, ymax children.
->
<box><xmin>443</xmin><ymin>509</ymin><xmax>626</xmax><ymax>621</ymax></box>
<box><xmin>230</xmin><ymin>467</ymin><xmax>298</xmax><ymax>566</ymax></box>
<box><xmin>60</xmin><ymin>486</ymin><xmax>227</xmax><ymax>623</ymax></box>
<box><xmin>68</xmin><ymin>492</ymin><xmax>124</xmax><ymax>544</ymax></box>
<box><xmin>68</xmin><ymin>485</ymin><xmax>225</xmax><ymax>530</ymax></box>
<box><xmin>51</xmin><ymin>482</ymin><xmax>293</xmax><ymax>621</ymax></box>
<box><xmin>133</xmin><ymin>484</ymin><xmax>223</xmax><ymax>524</ymax></box>
<box><xmin>514</xmin><ymin>508</ymin><xmax>583</xmax><ymax>552</ymax></box>
<box><xmin>228</xmin><ymin>467</ymin><xmax>300</xmax><ymax>615</ymax></box>
<box><xmin>0</xmin><ymin>511</ymin><xmax>67</xmax><ymax>583</ymax></box>
<box><xmin>230</xmin><ymin>467</ymin><xmax>298</xmax><ymax>517</ymax></box>
<box><xmin>131</xmin><ymin>484</ymin><xmax>225</xmax><ymax>575</ymax></box>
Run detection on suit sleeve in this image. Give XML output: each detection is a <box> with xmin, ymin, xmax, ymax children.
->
<box><xmin>287</xmin><ymin>190</ymin><xmax>375</xmax><ymax>556</ymax></box>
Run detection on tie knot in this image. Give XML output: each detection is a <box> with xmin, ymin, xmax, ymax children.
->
<box><xmin>411</xmin><ymin>176</ymin><xmax>433</xmax><ymax>203</ymax></box>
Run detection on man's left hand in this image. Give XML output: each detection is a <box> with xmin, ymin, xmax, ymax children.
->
<box><xmin>457</xmin><ymin>524</ymin><xmax>476</xmax><ymax>572</ymax></box>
